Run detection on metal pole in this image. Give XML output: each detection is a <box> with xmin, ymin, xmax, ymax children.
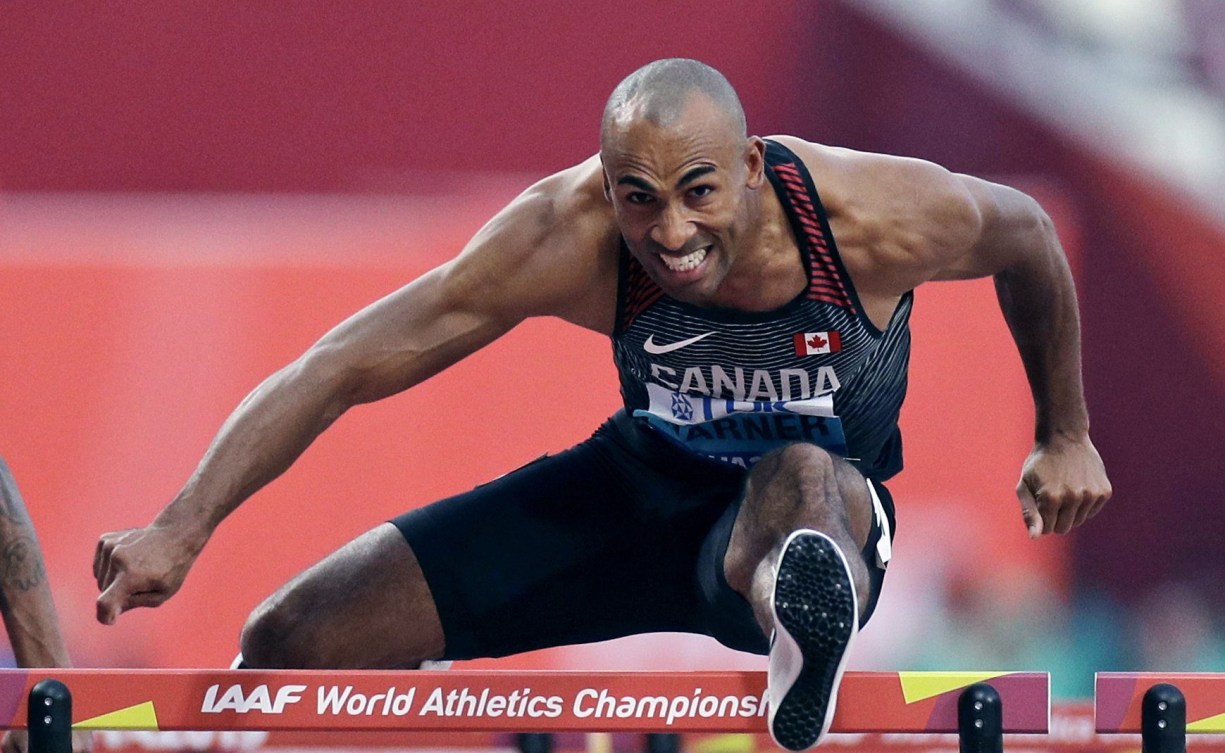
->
<box><xmin>1142</xmin><ymin>683</ymin><xmax>1186</xmax><ymax>753</ymax></box>
<box><xmin>644</xmin><ymin>732</ymin><xmax>681</xmax><ymax>753</ymax></box>
<box><xmin>958</xmin><ymin>682</ymin><xmax>1003</xmax><ymax>753</ymax></box>
<box><xmin>28</xmin><ymin>679</ymin><xmax>72</xmax><ymax>753</ymax></box>
<box><xmin>516</xmin><ymin>732</ymin><xmax>554</xmax><ymax>753</ymax></box>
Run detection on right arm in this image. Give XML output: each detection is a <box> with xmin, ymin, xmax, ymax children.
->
<box><xmin>95</xmin><ymin>158</ymin><xmax>618</xmax><ymax>624</ymax></box>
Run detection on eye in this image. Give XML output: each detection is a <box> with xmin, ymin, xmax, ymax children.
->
<box><xmin>689</xmin><ymin>185</ymin><xmax>715</xmax><ymax>199</ymax></box>
<box><xmin>625</xmin><ymin>191</ymin><xmax>656</xmax><ymax>206</ymax></box>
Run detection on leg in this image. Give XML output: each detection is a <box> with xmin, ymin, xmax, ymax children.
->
<box><xmin>723</xmin><ymin>444</ymin><xmax>878</xmax><ymax>752</ymax></box>
<box><xmin>723</xmin><ymin>443</ymin><xmax>875</xmax><ymax>635</ymax></box>
<box><xmin>240</xmin><ymin>523</ymin><xmax>444</xmax><ymax>669</ymax></box>
<box><xmin>394</xmin><ymin>439</ymin><xmax>739</xmax><ymax>660</ymax></box>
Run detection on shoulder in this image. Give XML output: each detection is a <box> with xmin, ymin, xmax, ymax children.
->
<box><xmin>440</xmin><ymin>155</ymin><xmax>621</xmax><ymax>332</ymax></box>
<box><xmin>766</xmin><ymin>135</ymin><xmax>987</xmax><ymax>291</ymax></box>
<box><xmin>517</xmin><ymin>156</ymin><xmax>615</xmax><ymax>244</ymax></box>
<box><xmin>768</xmin><ymin>135</ymin><xmax>979</xmax><ymax>230</ymax></box>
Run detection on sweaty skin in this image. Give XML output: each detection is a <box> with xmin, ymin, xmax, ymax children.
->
<box><xmin>94</xmin><ymin>89</ymin><xmax>1109</xmax><ymax>666</ymax></box>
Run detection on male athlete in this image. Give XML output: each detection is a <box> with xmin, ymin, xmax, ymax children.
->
<box><xmin>94</xmin><ymin>59</ymin><xmax>1111</xmax><ymax>750</ymax></box>
<box><xmin>0</xmin><ymin>458</ymin><xmax>91</xmax><ymax>753</ymax></box>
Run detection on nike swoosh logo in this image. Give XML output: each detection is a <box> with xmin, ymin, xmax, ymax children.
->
<box><xmin>643</xmin><ymin>332</ymin><xmax>716</xmax><ymax>355</ymax></box>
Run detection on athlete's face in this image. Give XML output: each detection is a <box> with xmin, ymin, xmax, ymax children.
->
<box><xmin>601</xmin><ymin>95</ymin><xmax>765</xmax><ymax>306</ymax></box>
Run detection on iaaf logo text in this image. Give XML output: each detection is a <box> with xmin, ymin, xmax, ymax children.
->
<box><xmin>201</xmin><ymin>684</ymin><xmax>307</xmax><ymax>714</ymax></box>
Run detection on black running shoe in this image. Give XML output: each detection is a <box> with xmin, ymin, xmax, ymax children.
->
<box><xmin>767</xmin><ymin>529</ymin><xmax>859</xmax><ymax>751</ymax></box>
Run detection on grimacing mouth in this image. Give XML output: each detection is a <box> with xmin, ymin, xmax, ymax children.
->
<box><xmin>659</xmin><ymin>245</ymin><xmax>710</xmax><ymax>273</ymax></box>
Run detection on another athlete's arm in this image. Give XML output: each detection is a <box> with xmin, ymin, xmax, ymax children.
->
<box><xmin>0</xmin><ymin>458</ymin><xmax>92</xmax><ymax>753</ymax></box>
<box><xmin>95</xmin><ymin>159</ymin><xmax>617</xmax><ymax>624</ymax></box>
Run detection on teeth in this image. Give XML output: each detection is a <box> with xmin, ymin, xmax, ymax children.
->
<box><xmin>661</xmin><ymin>247</ymin><xmax>708</xmax><ymax>272</ymax></box>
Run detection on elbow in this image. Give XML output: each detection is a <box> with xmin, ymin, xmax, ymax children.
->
<box><xmin>1024</xmin><ymin>195</ymin><xmax>1057</xmax><ymax>240</ymax></box>
<box><xmin>286</xmin><ymin>340</ymin><xmax>361</xmax><ymax>420</ymax></box>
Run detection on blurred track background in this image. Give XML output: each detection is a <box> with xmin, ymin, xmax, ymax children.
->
<box><xmin>2</xmin><ymin>0</ymin><xmax>1223</xmax><ymax>715</ymax></box>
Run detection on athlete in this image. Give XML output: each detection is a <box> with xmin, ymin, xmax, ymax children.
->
<box><xmin>93</xmin><ymin>59</ymin><xmax>1111</xmax><ymax>750</ymax></box>
<box><xmin>0</xmin><ymin>458</ymin><xmax>91</xmax><ymax>753</ymax></box>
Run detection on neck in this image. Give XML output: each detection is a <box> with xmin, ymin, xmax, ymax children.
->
<box><xmin>710</xmin><ymin>183</ymin><xmax>805</xmax><ymax>311</ymax></box>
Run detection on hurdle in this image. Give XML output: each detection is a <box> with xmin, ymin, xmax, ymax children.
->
<box><xmin>10</xmin><ymin>669</ymin><xmax>1048</xmax><ymax>753</ymax></box>
<box><xmin>1096</xmin><ymin>672</ymin><xmax>1225</xmax><ymax>753</ymax></box>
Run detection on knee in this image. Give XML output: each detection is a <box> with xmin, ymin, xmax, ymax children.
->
<box><xmin>240</xmin><ymin>594</ymin><xmax>312</xmax><ymax>669</ymax></box>
<box><xmin>739</xmin><ymin>443</ymin><xmax>850</xmax><ymax>544</ymax></box>
<box><xmin>748</xmin><ymin>443</ymin><xmax>838</xmax><ymax>503</ymax></box>
<box><xmin>723</xmin><ymin>445</ymin><xmax>840</xmax><ymax>584</ymax></box>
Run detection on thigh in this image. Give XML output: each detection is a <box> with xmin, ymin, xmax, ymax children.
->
<box><xmin>243</xmin><ymin>522</ymin><xmax>444</xmax><ymax>668</ymax></box>
<box><xmin>392</xmin><ymin>437</ymin><xmax>739</xmax><ymax>660</ymax></box>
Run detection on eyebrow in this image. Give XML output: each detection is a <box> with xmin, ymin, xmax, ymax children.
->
<box><xmin>616</xmin><ymin>175</ymin><xmax>656</xmax><ymax>191</ymax></box>
<box><xmin>615</xmin><ymin>165</ymin><xmax>718</xmax><ymax>192</ymax></box>
<box><xmin>679</xmin><ymin>165</ymin><xmax>717</xmax><ymax>186</ymax></box>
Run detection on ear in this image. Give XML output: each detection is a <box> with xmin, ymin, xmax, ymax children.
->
<box><xmin>600</xmin><ymin>160</ymin><xmax>613</xmax><ymax>202</ymax></box>
<box><xmin>744</xmin><ymin>136</ymin><xmax>766</xmax><ymax>189</ymax></box>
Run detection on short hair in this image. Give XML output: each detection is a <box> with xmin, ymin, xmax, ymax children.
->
<box><xmin>600</xmin><ymin>58</ymin><xmax>747</xmax><ymax>148</ymax></box>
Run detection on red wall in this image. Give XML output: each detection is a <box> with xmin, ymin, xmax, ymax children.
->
<box><xmin>1</xmin><ymin>1</ymin><xmax>822</xmax><ymax>190</ymax></box>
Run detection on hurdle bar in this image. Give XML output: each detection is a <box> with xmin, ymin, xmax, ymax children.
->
<box><xmin>1096</xmin><ymin>672</ymin><xmax>1225</xmax><ymax>752</ymax></box>
<box><xmin>0</xmin><ymin>669</ymin><xmax>1048</xmax><ymax>734</ymax></box>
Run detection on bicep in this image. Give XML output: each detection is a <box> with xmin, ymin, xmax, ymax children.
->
<box><xmin>309</xmin><ymin>257</ymin><xmax>523</xmax><ymax>407</ymax></box>
<box><xmin>308</xmin><ymin>181</ymin><xmax>611</xmax><ymax>405</ymax></box>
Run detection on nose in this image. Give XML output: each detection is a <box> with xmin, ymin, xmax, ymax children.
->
<box><xmin>649</xmin><ymin>203</ymin><xmax>696</xmax><ymax>252</ymax></box>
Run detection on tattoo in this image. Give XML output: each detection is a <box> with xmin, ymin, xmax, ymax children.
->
<box><xmin>0</xmin><ymin>537</ymin><xmax>45</xmax><ymax>593</ymax></box>
<box><xmin>0</xmin><ymin>459</ymin><xmax>49</xmax><ymax>615</ymax></box>
<box><xmin>0</xmin><ymin>460</ymin><xmax>30</xmax><ymax>525</ymax></box>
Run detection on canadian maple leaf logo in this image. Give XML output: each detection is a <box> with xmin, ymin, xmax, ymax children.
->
<box><xmin>793</xmin><ymin>330</ymin><xmax>841</xmax><ymax>356</ymax></box>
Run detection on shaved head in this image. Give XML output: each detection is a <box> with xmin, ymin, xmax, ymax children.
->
<box><xmin>600</xmin><ymin>59</ymin><xmax>747</xmax><ymax>150</ymax></box>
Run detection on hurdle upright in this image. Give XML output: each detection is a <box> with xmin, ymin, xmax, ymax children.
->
<box><xmin>1096</xmin><ymin>672</ymin><xmax>1225</xmax><ymax>753</ymax></box>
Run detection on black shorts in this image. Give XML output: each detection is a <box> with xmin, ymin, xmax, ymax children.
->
<box><xmin>391</xmin><ymin>410</ymin><xmax>895</xmax><ymax>661</ymax></box>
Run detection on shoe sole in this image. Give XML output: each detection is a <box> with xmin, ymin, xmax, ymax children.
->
<box><xmin>767</xmin><ymin>530</ymin><xmax>859</xmax><ymax>751</ymax></box>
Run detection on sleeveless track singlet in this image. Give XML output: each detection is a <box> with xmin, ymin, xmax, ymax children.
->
<box><xmin>611</xmin><ymin>139</ymin><xmax>913</xmax><ymax>481</ymax></box>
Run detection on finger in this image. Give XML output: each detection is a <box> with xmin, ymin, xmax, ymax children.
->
<box><xmin>1034</xmin><ymin>489</ymin><xmax>1062</xmax><ymax>535</ymax></box>
<box><xmin>1088</xmin><ymin>492</ymin><xmax>1110</xmax><ymax>519</ymax></box>
<box><xmin>1053</xmin><ymin>498</ymin><xmax>1078</xmax><ymax>534</ymax></box>
<box><xmin>1072</xmin><ymin>503</ymin><xmax>1091</xmax><ymax>528</ymax></box>
<box><xmin>93</xmin><ymin>536</ymin><xmax>117</xmax><ymax>588</ymax></box>
<box><xmin>92</xmin><ymin>537</ymin><xmax>105</xmax><ymax>583</ymax></box>
<box><xmin>123</xmin><ymin>590</ymin><xmax>167</xmax><ymax>610</ymax></box>
<box><xmin>96</xmin><ymin>573</ymin><xmax>133</xmax><ymax>625</ymax></box>
<box><xmin>1016</xmin><ymin>481</ymin><xmax>1043</xmax><ymax>539</ymax></box>
<box><xmin>1073</xmin><ymin>492</ymin><xmax>1096</xmax><ymax>527</ymax></box>
<box><xmin>98</xmin><ymin>546</ymin><xmax>118</xmax><ymax>594</ymax></box>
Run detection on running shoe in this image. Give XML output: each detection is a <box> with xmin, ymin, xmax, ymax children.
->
<box><xmin>767</xmin><ymin>529</ymin><xmax>859</xmax><ymax>751</ymax></box>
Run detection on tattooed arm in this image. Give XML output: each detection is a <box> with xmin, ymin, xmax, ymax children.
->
<box><xmin>0</xmin><ymin>457</ymin><xmax>70</xmax><ymax>667</ymax></box>
<box><xmin>0</xmin><ymin>457</ymin><xmax>90</xmax><ymax>753</ymax></box>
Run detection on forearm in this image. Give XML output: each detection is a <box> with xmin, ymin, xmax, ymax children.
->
<box><xmin>992</xmin><ymin>212</ymin><xmax>1090</xmax><ymax>443</ymax></box>
<box><xmin>154</xmin><ymin>353</ymin><xmax>351</xmax><ymax>544</ymax></box>
<box><xmin>0</xmin><ymin>461</ymin><xmax>72</xmax><ymax>667</ymax></box>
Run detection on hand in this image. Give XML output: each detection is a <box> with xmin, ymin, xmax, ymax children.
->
<box><xmin>2</xmin><ymin>729</ymin><xmax>93</xmax><ymax>753</ymax></box>
<box><xmin>94</xmin><ymin>524</ymin><xmax>203</xmax><ymax>625</ymax></box>
<box><xmin>1016</xmin><ymin>433</ymin><xmax>1112</xmax><ymax>538</ymax></box>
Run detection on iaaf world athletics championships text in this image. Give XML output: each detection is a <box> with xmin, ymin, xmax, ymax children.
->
<box><xmin>201</xmin><ymin>683</ymin><xmax>769</xmax><ymax>726</ymax></box>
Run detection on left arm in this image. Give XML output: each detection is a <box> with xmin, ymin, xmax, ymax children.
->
<box><xmin>0</xmin><ymin>458</ymin><xmax>91</xmax><ymax>752</ymax></box>
<box><xmin>785</xmin><ymin>141</ymin><xmax>1112</xmax><ymax>537</ymax></box>
<box><xmin>938</xmin><ymin>177</ymin><xmax>1112</xmax><ymax>537</ymax></box>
